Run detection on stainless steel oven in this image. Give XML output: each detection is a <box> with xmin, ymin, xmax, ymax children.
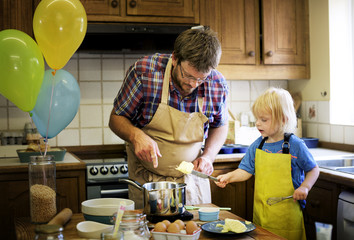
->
<box><xmin>83</xmin><ymin>158</ymin><xmax>129</xmax><ymax>199</ymax></box>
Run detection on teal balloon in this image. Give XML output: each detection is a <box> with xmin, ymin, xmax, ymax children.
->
<box><xmin>31</xmin><ymin>69</ymin><xmax>80</xmax><ymax>139</ymax></box>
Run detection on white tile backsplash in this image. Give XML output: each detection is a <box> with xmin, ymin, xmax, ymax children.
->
<box><xmin>102</xmin><ymin>59</ymin><xmax>124</xmax><ymax>80</ymax></box>
<box><xmin>57</xmin><ymin>129</ymin><xmax>80</xmax><ymax>146</ymax></box>
<box><xmin>2</xmin><ymin>52</ymin><xmax>354</xmax><ymax>147</ymax></box>
<box><xmin>103</xmin><ymin>105</ymin><xmax>113</xmax><ymax>127</ymax></box>
<box><xmin>0</xmin><ymin>108</ymin><xmax>8</xmax><ymax>130</ymax></box>
<box><xmin>330</xmin><ymin>125</ymin><xmax>344</xmax><ymax>143</ymax></box>
<box><xmin>318</xmin><ymin>124</ymin><xmax>331</xmax><ymax>142</ymax></box>
<box><xmin>80</xmin><ymin>105</ymin><xmax>102</xmax><ymax>128</ymax></box>
<box><xmin>103</xmin><ymin>82</ymin><xmax>122</xmax><ymax>104</ymax></box>
<box><xmin>79</xmin><ymin>59</ymin><xmax>101</xmax><ymax>81</ymax></box>
<box><xmin>230</xmin><ymin>81</ymin><xmax>250</xmax><ymax>101</ymax></box>
<box><xmin>317</xmin><ymin>101</ymin><xmax>329</xmax><ymax>124</ymax></box>
<box><xmin>103</xmin><ymin>127</ymin><xmax>125</xmax><ymax>145</ymax></box>
<box><xmin>250</xmin><ymin>81</ymin><xmax>269</xmax><ymax>101</ymax></box>
<box><xmin>80</xmin><ymin>82</ymin><xmax>102</xmax><ymax>105</ymax></box>
<box><xmin>81</xmin><ymin>128</ymin><xmax>103</xmax><ymax>145</ymax></box>
<box><xmin>306</xmin><ymin>123</ymin><xmax>318</xmax><ymax>138</ymax></box>
<box><xmin>344</xmin><ymin>126</ymin><xmax>354</xmax><ymax>144</ymax></box>
<box><xmin>8</xmin><ymin>108</ymin><xmax>30</xmax><ymax>130</ymax></box>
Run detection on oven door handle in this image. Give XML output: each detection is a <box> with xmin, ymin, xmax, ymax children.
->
<box><xmin>101</xmin><ymin>189</ymin><xmax>129</xmax><ymax>195</ymax></box>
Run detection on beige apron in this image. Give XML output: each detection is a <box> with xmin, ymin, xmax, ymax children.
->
<box><xmin>126</xmin><ymin>58</ymin><xmax>211</xmax><ymax>209</ymax></box>
<box><xmin>253</xmin><ymin>138</ymin><xmax>306</xmax><ymax>240</ymax></box>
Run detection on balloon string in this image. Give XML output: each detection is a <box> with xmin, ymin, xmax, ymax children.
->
<box><xmin>44</xmin><ymin>69</ymin><xmax>56</xmax><ymax>156</ymax></box>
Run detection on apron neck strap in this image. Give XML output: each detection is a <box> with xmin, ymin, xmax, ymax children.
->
<box><xmin>257</xmin><ymin>133</ymin><xmax>293</xmax><ymax>154</ymax></box>
<box><xmin>258</xmin><ymin>137</ymin><xmax>268</xmax><ymax>150</ymax></box>
<box><xmin>161</xmin><ymin>58</ymin><xmax>172</xmax><ymax>104</ymax></box>
<box><xmin>282</xmin><ymin>133</ymin><xmax>293</xmax><ymax>154</ymax></box>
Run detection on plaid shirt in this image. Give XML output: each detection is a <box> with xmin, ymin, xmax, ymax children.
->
<box><xmin>113</xmin><ymin>53</ymin><xmax>229</xmax><ymax>138</ymax></box>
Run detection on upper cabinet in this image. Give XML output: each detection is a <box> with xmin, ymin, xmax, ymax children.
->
<box><xmin>200</xmin><ymin>0</ymin><xmax>310</xmax><ymax>80</ymax></box>
<box><xmin>0</xmin><ymin>0</ymin><xmax>38</xmax><ymax>37</ymax></box>
<box><xmin>80</xmin><ymin>0</ymin><xmax>199</xmax><ymax>24</ymax></box>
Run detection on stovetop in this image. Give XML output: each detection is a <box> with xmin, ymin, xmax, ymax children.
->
<box><xmin>83</xmin><ymin>158</ymin><xmax>128</xmax><ymax>181</ymax></box>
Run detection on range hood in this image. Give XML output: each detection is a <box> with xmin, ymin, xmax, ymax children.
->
<box><xmin>79</xmin><ymin>23</ymin><xmax>194</xmax><ymax>53</ymax></box>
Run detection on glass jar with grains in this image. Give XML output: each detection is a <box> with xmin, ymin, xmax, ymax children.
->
<box><xmin>29</xmin><ymin>155</ymin><xmax>57</xmax><ymax>224</ymax></box>
<box><xmin>107</xmin><ymin>210</ymin><xmax>150</xmax><ymax>240</ymax></box>
<box><xmin>34</xmin><ymin>224</ymin><xmax>64</xmax><ymax>240</ymax></box>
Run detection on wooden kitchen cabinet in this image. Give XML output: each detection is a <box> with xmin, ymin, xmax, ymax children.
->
<box><xmin>81</xmin><ymin>0</ymin><xmax>200</xmax><ymax>24</ymax></box>
<box><xmin>211</xmin><ymin>161</ymin><xmax>254</xmax><ymax>221</ymax></box>
<box><xmin>200</xmin><ymin>0</ymin><xmax>310</xmax><ymax>79</ymax></box>
<box><xmin>0</xmin><ymin>0</ymin><xmax>40</xmax><ymax>37</ymax></box>
<box><xmin>304</xmin><ymin>179</ymin><xmax>341</xmax><ymax>240</ymax></box>
<box><xmin>0</xmin><ymin>161</ymin><xmax>86</xmax><ymax>240</ymax></box>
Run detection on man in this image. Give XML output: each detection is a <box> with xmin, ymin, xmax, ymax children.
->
<box><xmin>109</xmin><ymin>27</ymin><xmax>229</xmax><ymax>208</ymax></box>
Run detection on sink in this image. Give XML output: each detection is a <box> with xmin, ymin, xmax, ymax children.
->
<box><xmin>316</xmin><ymin>159</ymin><xmax>354</xmax><ymax>167</ymax></box>
<box><xmin>334</xmin><ymin>167</ymin><xmax>354</xmax><ymax>174</ymax></box>
<box><xmin>316</xmin><ymin>155</ymin><xmax>354</xmax><ymax>175</ymax></box>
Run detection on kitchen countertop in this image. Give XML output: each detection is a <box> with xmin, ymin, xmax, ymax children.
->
<box><xmin>15</xmin><ymin>203</ymin><xmax>285</xmax><ymax>240</ymax></box>
<box><xmin>0</xmin><ymin>150</ymin><xmax>84</xmax><ymax>174</ymax></box>
<box><xmin>214</xmin><ymin>148</ymin><xmax>354</xmax><ymax>187</ymax></box>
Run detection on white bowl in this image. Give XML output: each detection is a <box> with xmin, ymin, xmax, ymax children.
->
<box><xmin>81</xmin><ymin>198</ymin><xmax>135</xmax><ymax>224</ymax></box>
<box><xmin>76</xmin><ymin>221</ymin><xmax>113</xmax><ymax>239</ymax></box>
<box><xmin>82</xmin><ymin>198</ymin><xmax>135</xmax><ymax>216</ymax></box>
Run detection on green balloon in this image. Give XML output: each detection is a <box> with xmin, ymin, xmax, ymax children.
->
<box><xmin>0</xmin><ymin>29</ymin><xmax>44</xmax><ymax>112</ymax></box>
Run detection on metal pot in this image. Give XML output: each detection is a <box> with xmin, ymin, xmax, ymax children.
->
<box><xmin>118</xmin><ymin>179</ymin><xmax>186</xmax><ymax>216</ymax></box>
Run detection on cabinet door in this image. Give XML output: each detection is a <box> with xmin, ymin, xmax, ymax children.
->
<box><xmin>0</xmin><ymin>0</ymin><xmax>35</xmax><ymax>36</ymax></box>
<box><xmin>200</xmin><ymin>0</ymin><xmax>258</xmax><ymax>65</ymax></box>
<box><xmin>211</xmin><ymin>162</ymin><xmax>249</xmax><ymax>219</ymax></box>
<box><xmin>81</xmin><ymin>0</ymin><xmax>120</xmax><ymax>16</ymax></box>
<box><xmin>304</xmin><ymin>179</ymin><xmax>340</xmax><ymax>240</ymax></box>
<box><xmin>126</xmin><ymin>0</ymin><xmax>196</xmax><ymax>18</ymax></box>
<box><xmin>262</xmin><ymin>0</ymin><xmax>308</xmax><ymax>65</ymax></box>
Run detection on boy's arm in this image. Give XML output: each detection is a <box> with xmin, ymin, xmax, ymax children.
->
<box><xmin>293</xmin><ymin>165</ymin><xmax>320</xmax><ymax>200</ymax></box>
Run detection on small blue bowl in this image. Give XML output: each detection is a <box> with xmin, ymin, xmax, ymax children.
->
<box><xmin>198</xmin><ymin>207</ymin><xmax>220</xmax><ymax>221</ymax></box>
<box><xmin>233</xmin><ymin>144</ymin><xmax>249</xmax><ymax>153</ymax></box>
<box><xmin>301</xmin><ymin>138</ymin><xmax>319</xmax><ymax>148</ymax></box>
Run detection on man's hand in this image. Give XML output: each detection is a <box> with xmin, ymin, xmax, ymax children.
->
<box><xmin>132</xmin><ymin>131</ymin><xmax>161</xmax><ymax>168</ymax></box>
<box><xmin>193</xmin><ymin>156</ymin><xmax>214</xmax><ymax>175</ymax></box>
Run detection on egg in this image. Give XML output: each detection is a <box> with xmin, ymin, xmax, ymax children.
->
<box><xmin>173</xmin><ymin>219</ymin><xmax>185</xmax><ymax>230</ymax></box>
<box><xmin>162</xmin><ymin>219</ymin><xmax>171</xmax><ymax>228</ymax></box>
<box><xmin>154</xmin><ymin>222</ymin><xmax>167</xmax><ymax>232</ymax></box>
<box><xmin>186</xmin><ymin>221</ymin><xmax>199</xmax><ymax>234</ymax></box>
<box><xmin>167</xmin><ymin>222</ymin><xmax>181</xmax><ymax>233</ymax></box>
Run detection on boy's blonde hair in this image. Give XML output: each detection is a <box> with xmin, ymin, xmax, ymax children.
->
<box><xmin>252</xmin><ymin>87</ymin><xmax>297</xmax><ymax>133</ymax></box>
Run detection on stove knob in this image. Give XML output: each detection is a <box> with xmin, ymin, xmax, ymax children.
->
<box><xmin>89</xmin><ymin>167</ymin><xmax>99</xmax><ymax>175</ymax></box>
<box><xmin>100</xmin><ymin>166</ymin><xmax>109</xmax><ymax>175</ymax></box>
<box><xmin>120</xmin><ymin>165</ymin><xmax>128</xmax><ymax>174</ymax></box>
<box><xmin>110</xmin><ymin>166</ymin><xmax>119</xmax><ymax>174</ymax></box>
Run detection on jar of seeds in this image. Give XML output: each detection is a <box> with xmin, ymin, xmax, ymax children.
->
<box><xmin>29</xmin><ymin>155</ymin><xmax>57</xmax><ymax>224</ymax></box>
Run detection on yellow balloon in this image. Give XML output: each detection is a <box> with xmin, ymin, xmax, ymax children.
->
<box><xmin>33</xmin><ymin>0</ymin><xmax>87</xmax><ymax>70</ymax></box>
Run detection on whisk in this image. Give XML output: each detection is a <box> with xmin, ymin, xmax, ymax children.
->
<box><xmin>266</xmin><ymin>195</ymin><xmax>293</xmax><ymax>205</ymax></box>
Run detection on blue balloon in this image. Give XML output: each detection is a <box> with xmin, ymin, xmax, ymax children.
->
<box><xmin>31</xmin><ymin>69</ymin><xmax>80</xmax><ymax>139</ymax></box>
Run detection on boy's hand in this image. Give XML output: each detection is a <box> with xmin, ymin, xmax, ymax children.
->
<box><xmin>215</xmin><ymin>174</ymin><xmax>229</xmax><ymax>188</ymax></box>
<box><xmin>293</xmin><ymin>186</ymin><xmax>309</xmax><ymax>200</ymax></box>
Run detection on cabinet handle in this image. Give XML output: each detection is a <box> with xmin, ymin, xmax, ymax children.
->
<box><xmin>129</xmin><ymin>0</ymin><xmax>137</xmax><ymax>8</ymax></box>
<box><xmin>111</xmin><ymin>0</ymin><xmax>118</xmax><ymax>8</ymax></box>
<box><xmin>248</xmin><ymin>51</ymin><xmax>255</xmax><ymax>57</ymax></box>
<box><xmin>266</xmin><ymin>51</ymin><xmax>273</xmax><ymax>57</ymax></box>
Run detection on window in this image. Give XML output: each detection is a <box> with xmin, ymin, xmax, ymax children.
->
<box><xmin>329</xmin><ymin>0</ymin><xmax>354</xmax><ymax>125</ymax></box>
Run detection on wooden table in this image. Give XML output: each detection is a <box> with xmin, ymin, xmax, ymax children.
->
<box><xmin>16</xmin><ymin>204</ymin><xmax>285</xmax><ymax>240</ymax></box>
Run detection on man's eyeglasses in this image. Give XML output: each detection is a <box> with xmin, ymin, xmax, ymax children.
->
<box><xmin>179</xmin><ymin>63</ymin><xmax>209</xmax><ymax>83</ymax></box>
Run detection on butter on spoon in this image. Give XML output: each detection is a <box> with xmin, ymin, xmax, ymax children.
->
<box><xmin>176</xmin><ymin>161</ymin><xmax>194</xmax><ymax>174</ymax></box>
